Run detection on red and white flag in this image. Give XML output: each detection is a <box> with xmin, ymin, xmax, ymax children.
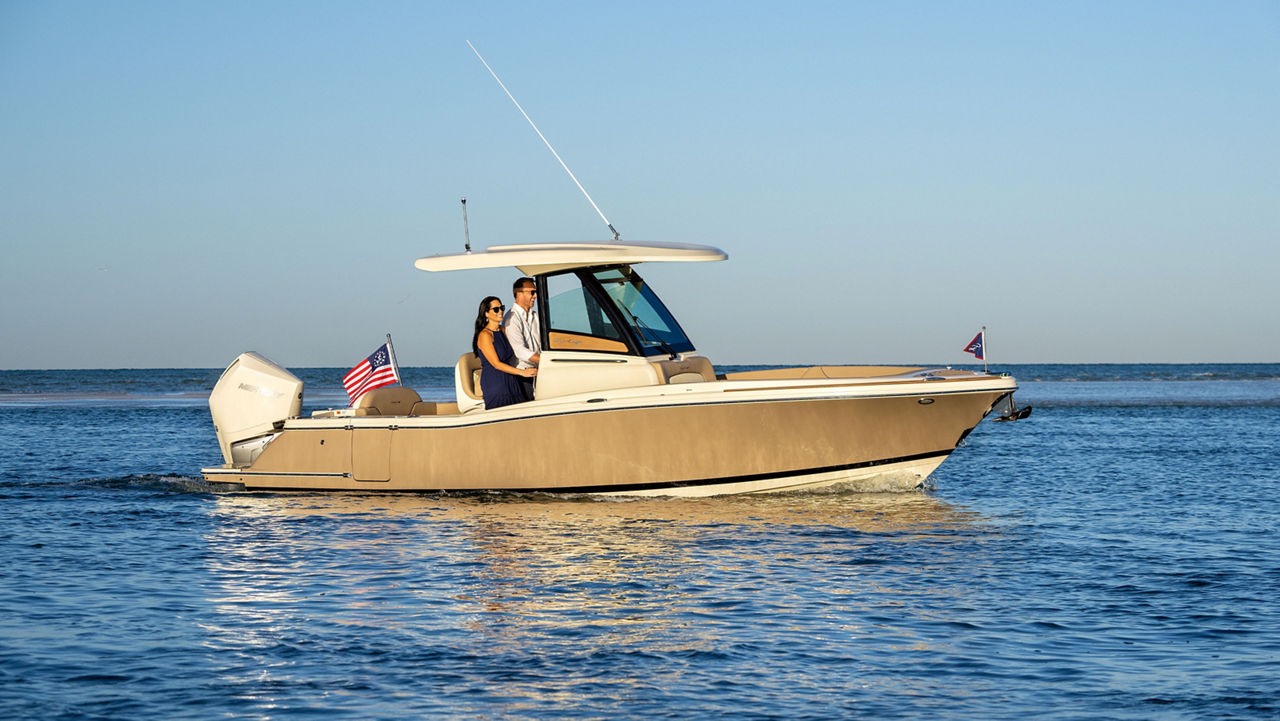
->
<box><xmin>343</xmin><ymin>341</ymin><xmax>399</xmax><ymax>405</ymax></box>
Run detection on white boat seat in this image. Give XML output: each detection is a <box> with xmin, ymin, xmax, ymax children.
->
<box><xmin>354</xmin><ymin>386</ymin><xmax>422</xmax><ymax>416</ymax></box>
<box><xmin>457</xmin><ymin>353</ymin><xmax>483</xmax><ymax>401</ymax></box>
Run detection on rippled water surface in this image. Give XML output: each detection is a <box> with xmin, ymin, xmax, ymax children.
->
<box><xmin>2</xmin><ymin>365</ymin><xmax>1278</xmax><ymax>719</ymax></box>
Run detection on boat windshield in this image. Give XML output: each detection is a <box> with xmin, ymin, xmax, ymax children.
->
<box><xmin>542</xmin><ymin>266</ymin><xmax>696</xmax><ymax>357</ymax></box>
<box><xmin>591</xmin><ymin>267</ymin><xmax>695</xmax><ymax>356</ymax></box>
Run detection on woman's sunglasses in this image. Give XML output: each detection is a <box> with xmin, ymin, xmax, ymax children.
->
<box><xmin>488</xmin><ymin>305</ymin><xmax>505</xmax><ymax>313</ymax></box>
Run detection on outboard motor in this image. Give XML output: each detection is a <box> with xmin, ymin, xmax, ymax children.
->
<box><xmin>209</xmin><ymin>352</ymin><xmax>303</xmax><ymax>466</ymax></box>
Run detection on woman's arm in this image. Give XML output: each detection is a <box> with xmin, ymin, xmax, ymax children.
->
<box><xmin>478</xmin><ymin>331</ymin><xmax>537</xmax><ymax>377</ymax></box>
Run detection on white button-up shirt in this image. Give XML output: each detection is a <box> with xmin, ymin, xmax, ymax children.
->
<box><xmin>503</xmin><ymin>304</ymin><xmax>541</xmax><ymax>369</ymax></box>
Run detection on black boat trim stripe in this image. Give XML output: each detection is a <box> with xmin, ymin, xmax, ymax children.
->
<box><xmin>209</xmin><ymin>449</ymin><xmax>953</xmax><ymax>494</ymax></box>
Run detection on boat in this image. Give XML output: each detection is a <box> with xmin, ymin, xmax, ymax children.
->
<box><xmin>200</xmin><ymin>240</ymin><xmax>1018</xmax><ymax>496</ymax></box>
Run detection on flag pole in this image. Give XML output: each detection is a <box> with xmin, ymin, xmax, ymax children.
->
<box><xmin>386</xmin><ymin>333</ymin><xmax>402</xmax><ymax>386</ymax></box>
<box><xmin>981</xmin><ymin>326</ymin><xmax>988</xmax><ymax>373</ymax></box>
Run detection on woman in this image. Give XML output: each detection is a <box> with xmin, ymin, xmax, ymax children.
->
<box><xmin>472</xmin><ymin>295</ymin><xmax>537</xmax><ymax>410</ymax></box>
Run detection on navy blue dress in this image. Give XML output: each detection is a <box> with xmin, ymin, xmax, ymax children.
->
<box><xmin>479</xmin><ymin>328</ymin><xmax>529</xmax><ymax>410</ymax></box>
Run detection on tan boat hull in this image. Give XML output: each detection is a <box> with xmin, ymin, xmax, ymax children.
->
<box><xmin>202</xmin><ymin>386</ymin><xmax>1008</xmax><ymax>495</ymax></box>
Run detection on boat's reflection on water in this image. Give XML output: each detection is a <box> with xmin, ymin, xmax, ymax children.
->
<box><xmin>202</xmin><ymin>488</ymin><xmax>987</xmax><ymax>607</ymax></box>
<box><xmin>205</xmin><ymin>486</ymin><xmax>982</xmax><ymax>530</ymax></box>
<box><xmin>200</xmin><ymin>489</ymin><xmax>993</xmax><ymax>705</ymax></box>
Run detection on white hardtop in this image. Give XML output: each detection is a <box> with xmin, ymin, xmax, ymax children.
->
<box><xmin>414</xmin><ymin>240</ymin><xmax>728</xmax><ymax>276</ymax></box>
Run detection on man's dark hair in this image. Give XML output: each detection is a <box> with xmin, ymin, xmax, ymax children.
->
<box><xmin>512</xmin><ymin>277</ymin><xmax>535</xmax><ymax>295</ymax></box>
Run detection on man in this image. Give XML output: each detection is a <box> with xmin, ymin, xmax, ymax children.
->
<box><xmin>503</xmin><ymin>276</ymin><xmax>541</xmax><ymax>399</ymax></box>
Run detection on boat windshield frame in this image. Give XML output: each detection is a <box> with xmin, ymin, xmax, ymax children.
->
<box><xmin>537</xmin><ymin>264</ymin><xmax>696</xmax><ymax>358</ymax></box>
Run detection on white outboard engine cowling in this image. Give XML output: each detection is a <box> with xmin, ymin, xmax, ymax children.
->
<box><xmin>209</xmin><ymin>352</ymin><xmax>303</xmax><ymax>466</ymax></box>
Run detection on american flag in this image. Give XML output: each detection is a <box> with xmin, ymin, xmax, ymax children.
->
<box><xmin>343</xmin><ymin>342</ymin><xmax>399</xmax><ymax>404</ymax></box>
<box><xmin>963</xmin><ymin>330</ymin><xmax>985</xmax><ymax>361</ymax></box>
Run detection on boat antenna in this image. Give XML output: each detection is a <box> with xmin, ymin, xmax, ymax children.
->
<box><xmin>466</xmin><ymin>40</ymin><xmax>621</xmax><ymax>241</ymax></box>
<box><xmin>461</xmin><ymin>197</ymin><xmax>471</xmax><ymax>253</ymax></box>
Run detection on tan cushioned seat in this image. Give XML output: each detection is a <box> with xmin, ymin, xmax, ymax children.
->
<box><xmin>457</xmin><ymin>353</ymin><xmax>483</xmax><ymax>401</ymax></box>
<box><xmin>652</xmin><ymin>356</ymin><xmax>716</xmax><ymax>384</ymax></box>
<box><xmin>354</xmin><ymin>386</ymin><xmax>422</xmax><ymax>416</ymax></box>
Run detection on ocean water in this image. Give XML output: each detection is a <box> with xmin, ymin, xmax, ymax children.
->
<box><xmin>1</xmin><ymin>364</ymin><xmax>1278</xmax><ymax>719</ymax></box>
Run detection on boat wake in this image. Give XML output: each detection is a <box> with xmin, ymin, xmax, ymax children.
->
<box><xmin>65</xmin><ymin>474</ymin><xmax>238</xmax><ymax>494</ymax></box>
<box><xmin>785</xmin><ymin>472</ymin><xmax>932</xmax><ymax>495</ymax></box>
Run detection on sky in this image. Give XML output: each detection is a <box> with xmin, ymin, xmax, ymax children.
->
<box><xmin>1</xmin><ymin>0</ymin><xmax>1277</xmax><ymax>368</ymax></box>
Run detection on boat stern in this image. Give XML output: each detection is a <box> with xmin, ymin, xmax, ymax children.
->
<box><xmin>208</xmin><ymin>352</ymin><xmax>303</xmax><ymax>466</ymax></box>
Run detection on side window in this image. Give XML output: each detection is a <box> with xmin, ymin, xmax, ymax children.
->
<box><xmin>545</xmin><ymin>272</ymin><xmax>627</xmax><ymax>352</ymax></box>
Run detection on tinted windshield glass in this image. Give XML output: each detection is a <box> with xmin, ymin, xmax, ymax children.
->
<box><xmin>543</xmin><ymin>272</ymin><xmax>628</xmax><ymax>352</ymax></box>
<box><xmin>592</xmin><ymin>268</ymin><xmax>695</xmax><ymax>356</ymax></box>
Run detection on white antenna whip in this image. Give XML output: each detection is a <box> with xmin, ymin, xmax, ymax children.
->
<box><xmin>466</xmin><ymin>40</ymin><xmax>620</xmax><ymax>241</ymax></box>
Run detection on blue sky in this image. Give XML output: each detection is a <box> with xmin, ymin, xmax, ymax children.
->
<box><xmin>2</xmin><ymin>1</ymin><xmax>1276</xmax><ymax>368</ymax></box>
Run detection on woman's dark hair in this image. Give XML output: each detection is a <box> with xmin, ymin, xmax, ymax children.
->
<box><xmin>472</xmin><ymin>295</ymin><xmax>502</xmax><ymax>357</ymax></box>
